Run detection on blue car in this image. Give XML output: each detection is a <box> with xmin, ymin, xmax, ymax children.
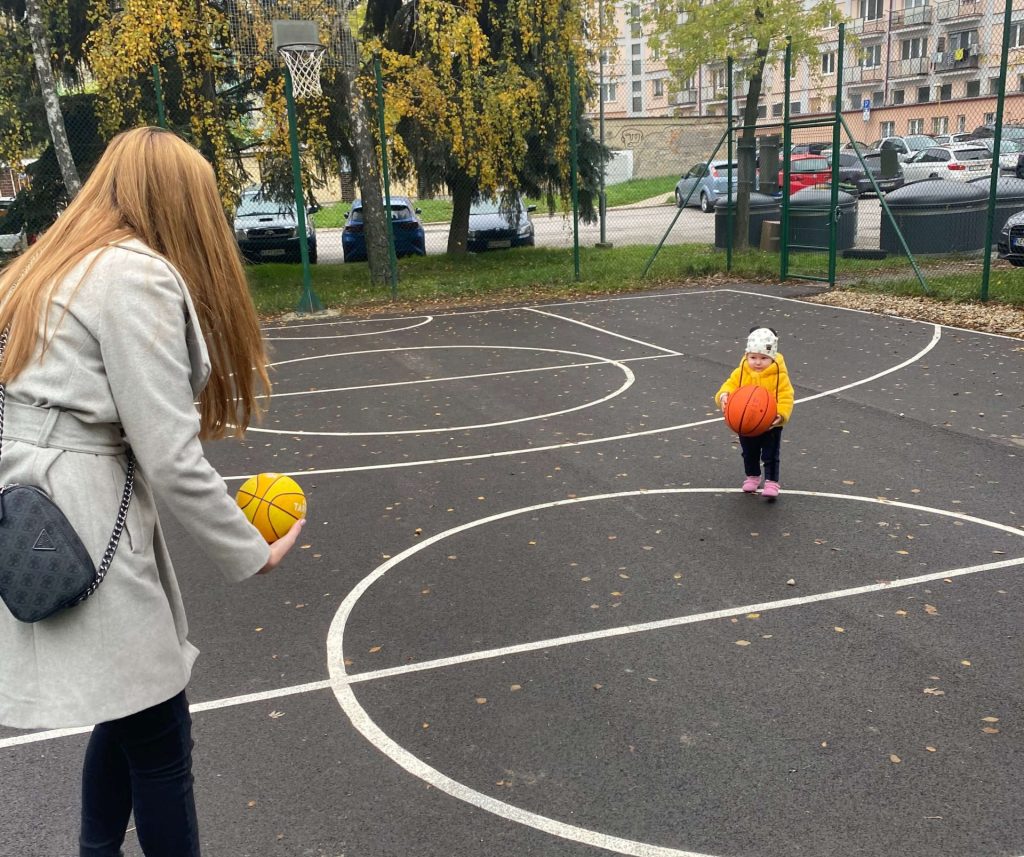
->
<box><xmin>675</xmin><ymin>160</ymin><xmax>740</xmax><ymax>213</ymax></box>
<box><xmin>342</xmin><ymin>197</ymin><xmax>426</xmax><ymax>262</ymax></box>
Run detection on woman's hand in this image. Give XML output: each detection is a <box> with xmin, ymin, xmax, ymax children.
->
<box><xmin>258</xmin><ymin>518</ymin><xmax>306</xmax><ymax>574</ymax></box>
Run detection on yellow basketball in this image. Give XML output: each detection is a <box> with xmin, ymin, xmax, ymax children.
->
<box><xmin>236</xmin><ymin>473</ymin><xmax>307</xmax><ymax>544</ymax></box>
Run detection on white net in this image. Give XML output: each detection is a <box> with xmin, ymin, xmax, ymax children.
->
<box><xmin>279</xmin><ymin>44</ymin><xmax>326</xmax><ymax>98</ymax></box>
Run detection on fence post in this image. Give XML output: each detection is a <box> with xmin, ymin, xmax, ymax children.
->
<box><xmin>780</xmin><ymin>39</ymin><xmax>792</xmax><ymax>281</ymax></box>
<box><xmin>374</xmin><ymin>55</ymin><xmax>399</xmax><ymax>300</ymax></box>
<box><xmin>828</xmin><ymin>24</ymin><xmax>844</xmax><ymax>288</ymax></box>
<box><xmin>726</xmin><ymin>57</ymin><xmax>734</xmax><ymax>270</ymax></box>
<box><xmin>981</xmin><ymin>0</ymin><xmax>1014</xmax><ymax>302</ymax></box>
<box><xmin>569</xmin><ymin>54</ymin><xmax>581</xmax><ymax>281</ymax></box>
<box><xmin>152</xmin><ymin>64</ymin><xmax>166</xmax><ymax>128</ymax></box>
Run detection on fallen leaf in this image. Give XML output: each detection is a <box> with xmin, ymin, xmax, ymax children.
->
<box><xmin>786</xmin><ymin>578</ymin><xmax>796</xmax><ymax>586</ymax></box>
<box><xmin>593</xmin><ymin>683</ymin><xmax>603</xmax><ymax>690</ymax></box>
<box><xmin>982</xmin><ymin>727</ymin><xmax>1000</xmax><ymax>734</ymax></box>
<box><xmin>369</xmin><ymin>645</ymin><xmax>382</xmax><ymax>653</ymax></box>
<box><xmin>889</xmin><ymin>754</ymin><xmax>902</xmax><ymax>764</ymax></box>
<box><xmin>422</xmin><ymin>723</ymin><xmax>429</xmax><ymax>729</ymax></box>
<box><xmin>924</xmin><ymin>604</ymin><xmax>938</xmax><ymax>615</ymax></box>
<box><xmin>735</xmin><ymin>640</ymin><xmax>751</xmax><ymax>647</ymax></box>
<box><xmin>960</xmin><ymin>660</ymin><xmax>972</xmax><ymax>666</ymax></box>
<box><xmin>981</xmin><ymin>716</ymin><xmax>1000</xmax><ymax>723</ymax></box>
<box><xmin>247</xmin><ymin>800</ymin><xmax>257</xmax><ymax>808</ymax></box>
<box><xmin>895</xmin><ymin>609</ymin><xmax>908</xmax><ymax>616</ymax></box>
<box><xmin>834</xmin><ymin>627</ymin><xmax>845</xmax><ymax>633</ymax></box>
<box><xmin>923</xmin><ymin>687</ymin><xmax>945</xmax><ymax>696</ymax></box>
<box><xmin>747</xmin><ymin>613</ymin><xmax>760</xmax><ymax>619</ymax></box>
<box><xmin>673</xmin><ymin>573</ymin><xmax>683</xmax><ymax>580</ymax></box>
<box><xmin>925</xmin><ymin>746</ymin><xmax>937</xmax><ymax>752</ymax></box>
<box><xmin>268</xmin><ymin>710</ymin><xmax>285</xmax><ymax>719</ymax></box>
<box><xmin>475</xmin><ymin>697</ymin><xmax>487</xmax><ymax>705</ymax></box>
<box><xmin>510</xmin><ymin>684</ymin><xmax>522</xmax><ymax>692</ymax></box>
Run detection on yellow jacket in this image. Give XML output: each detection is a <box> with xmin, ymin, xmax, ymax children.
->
<box><xmin>715</xmin><ymin>353</ymin><xmax>795</xmax><ymax>424</ymax></box>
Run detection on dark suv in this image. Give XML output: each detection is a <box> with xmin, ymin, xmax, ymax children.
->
<box><xmin>233</xmin><ymin>188</ymin><xmax>319</xmax><ymax>264</ymax></box>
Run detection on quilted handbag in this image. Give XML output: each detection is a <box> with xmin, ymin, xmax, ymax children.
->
<box><xmin>0</xmin><ymin>330</ymin><xmax>134</xmax><ymax>623</ymax></box>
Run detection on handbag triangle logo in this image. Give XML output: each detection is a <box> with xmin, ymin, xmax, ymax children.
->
<box><xmin>32</xmin><ymin>529</ymin><xmax>57</xmax><ymax>551</ymax></box>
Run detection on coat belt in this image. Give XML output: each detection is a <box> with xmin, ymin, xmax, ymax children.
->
<box><xmin>2</xmin><ymin>401</ymin><xmax>126</xmax><ymax>455</ymax></box>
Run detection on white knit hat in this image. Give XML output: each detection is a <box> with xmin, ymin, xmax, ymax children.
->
<box><xmin>746</xmin><ymin>327</ymin><xmax>778</xmax><ymax>358</ymax></box>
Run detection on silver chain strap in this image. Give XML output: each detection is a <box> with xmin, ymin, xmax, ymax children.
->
<box><xmin>0</xmin><ymin>326</ymin><xmax>135</xmax><ymax>600</ymax></box>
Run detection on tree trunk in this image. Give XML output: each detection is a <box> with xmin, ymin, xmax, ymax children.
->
<box><xmin>337</xmin><ymin>30</ymin><xmax>392</xmax><ymax>285</ymax></box>
<box><xmin>25</xmin><ymin>0</ymin><xmax>80</xmax><ymax>198</ymax></box>
<box><xmin>446</xmin><ymin>178</ymin><xmax>473</xmax><ymax>254</ymax></box>
<box><xmin>733</xmin><ymin>46</ymin><xmax>768</xmax><ymax>251</ymax></box>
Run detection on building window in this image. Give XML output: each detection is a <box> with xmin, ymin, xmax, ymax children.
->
<box><xmin>965</xmin><ymin>80</ymin><xmax>980</xmax><ymax>98</ymax></box>
<box><xmin>601</xmin><ymin>81</ymin><xmax>617</xmax><ymax>102</ymax></box>
<box><xmin>901</xmin><ymin>38</ymin><xmax>926</xmax><ymax>60</ymax></box>
<box><xmin>850</xmin><ymin>95</ymin><xmax>862</xmax><ymax>110</ymax></box>
<box><xmin>633</xmin><ymin>96</ymin><xmax>643</xmax><ymax>112</ymax></box>
<box><xmin>654</xmin><ymin>79</ymin><xmax>665</xmax><ymax>97</ymax></box>
<box><xmin>892</xmin><ymin>88</ymin><xmax>905</xmax><ymax>105</ymax></box>
<box><xmin>631</xmin><ymin>43</ymin><xmax>642</xmax><ymax>56</ymax></box>
<box><xmin>791</xmin><ymin>101</ymin><xmax>802</xmax><ymax>114</ymax></box>
<box><xmin>631</xmin><ymin>21</ymin><xmax>642</xmax><ymax>37</ymax></box>
<box><xmin>932</xmin><ymin>116</ymin><xmax>949</xmax><ymax>135</ymax></box>
<box><xmin>1011</xmin><ymin>22</ymin><xmax>1024</xmax><ymax>49</ymax></box>
<box><xmin>949</xmin><ymin>30</ymin><xmax>978</xmax><ymax>51</ymax></box>
<box><xmin>906</xmin><ymin>0</ymin><xmax>927</xmax><ymax>7</ymax></box>
<box><xmin>1020</xmin><ymin>74</ymin><xmax>1024</xmax><ymax>93</ymax></box>
<box><xmin>757</xmin><ymin>105</ymin><xmax>768</xmax><ymax>118</ymax></box>
<box><xmin>873</xmin><ymin>90</ymin><xmax>885</xmax><ymax>106</ymax></box>
<box><xmin>917</xmin><ymin>85</ymin><xmax>931</xmax><ymax>103</ymax></box>
<box><xmin>881</xmin><ymin>120</ymin><xmax>896</xmax><ymax>137</ymax></box>
<box><xmin>991</xmin><ymin>77</ymin><xmax>1001</xmax><ymax>94</ymax></box>
<box><xmin>984</xmin><ymin>112</ymin><xmax>996</xmax><ymax>124</ymax></box>
<box><xmin>822</xmin><ymin>51</ymin><xmax>836</xmax><ymax>74</ymax></box>
<box><xmin>860</xmin><ymin>44</ymin><xmax>882</xmax><ymax>67</ymax></box>
<box><xmin>632</xmin><ymin>59</ymin><xmax>642</xmax><ymax>75</ymax></box>
<box><xmin>908</xmin><ymin>118</ymin><xmax>924</xmax><ymax>134</ymax></box>
<box><xmin>772</xmin><ymin>102</ymin><xmax>784</xmax><ymax>117</ymax></box>
<box><xmin>956</xmin><ymin>114</ymin><xmax>966</xmax><ymax>132</ymax></box>
<box><xmin>938</xmin><ymin>83</ymin><xmax>952</xmax><ymax>101</ymax></box>
<box><xmin>860</xmin><ymin>0</ymin><xmax>883</xmax><ymax>20</ymax></box>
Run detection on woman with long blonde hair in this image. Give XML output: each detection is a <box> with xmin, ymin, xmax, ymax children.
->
<box><xmin>0</xmin><ymin>127</ymin><xmax>303</xmax><ymax>857</ymax></box>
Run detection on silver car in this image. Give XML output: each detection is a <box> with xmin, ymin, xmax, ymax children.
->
<box><xmin>675</xmin><ymin>160</ymin><xmax>740</xmax><ymax>213</ymax></box>
<box><xmin>901</xmin><ymin>144</ymin><xmax>992</xmax><ymax>183</ymax></box>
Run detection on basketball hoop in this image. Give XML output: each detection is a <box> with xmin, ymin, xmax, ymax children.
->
<box><xmin>278</xmin><ymin>43</ymin><xmax>326</xmax><ymax>98</ymax></box>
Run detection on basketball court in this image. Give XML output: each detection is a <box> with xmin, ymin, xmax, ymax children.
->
<box><xmin>2</xmin><ymin>284</ymin><xmax>1022</xmax><ymax>857</ymax></box>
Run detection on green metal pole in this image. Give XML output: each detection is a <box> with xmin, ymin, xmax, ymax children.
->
<box><xmin>284</xmin><ymin>68</ymin><xmax>323</xmax><ymax>314</ymax></box>
<box><xmin>780</xmin><ymin>39</ymin><xmax>792</xmax><ymax>280</ymax></box>
<box><xmin>828</xmin><ymin>24</ymin><xmax>844</xmax><ymax>288</ymax></box>
<box><xmin>152</xmin><ymin>64</ymin><xmax>166</xmax><ymax>128</ymax></box>
<box><xmin>374</xmin><ymin>56</ymin><xmax>399</xmax><ymax>301</ymax></box>
<box><xmin>569</xmin><ymin>55</ymin><xmax>581</xmax><ymax>281</ymax></box>
<box><xmin>981</xmin><ymin>0</ymin><xmax>1014</xmax><ymax>302</ymax></box>
<box><xmin>726</xmin><ymin>57</ymin><xmax>734</xmax><ymax>271</ymax></box>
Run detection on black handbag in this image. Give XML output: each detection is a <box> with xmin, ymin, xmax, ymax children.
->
<box><xmin>0</xmin><ymin>331</ymin><xmax>135</xmax><ymax>623</ymax></box>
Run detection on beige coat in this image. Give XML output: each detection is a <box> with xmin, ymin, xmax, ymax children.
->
<box><xmin>0</xmin><ymin>239</ymin><xmax>270</xmax><ymax>729</ymax></box>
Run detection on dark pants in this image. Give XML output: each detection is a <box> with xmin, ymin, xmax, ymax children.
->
<box><xmin>80</xmin><ymin>690</ymin><xmax>200</xmax><ymax>857</ymax></box>
<box><xmin>739</xmin><ymin>426</ymin><xmax>782</xmax><ymax>482</ymax></box>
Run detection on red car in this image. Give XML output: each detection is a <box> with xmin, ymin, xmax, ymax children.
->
<box><xmin>778</xmin><ymin>154</ymin><xmax>832</xmax><ymax>195</ymax></box>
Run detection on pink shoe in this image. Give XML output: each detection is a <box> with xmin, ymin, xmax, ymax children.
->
<box><xmin>741</xmin><ymin>476</ymin><xmax>761</xmax><ymax>493</ymax></box>
<box><xmin>762</xmin><ymin>481</ymin><xmax>780</xmax><ymax>499</ymax></box>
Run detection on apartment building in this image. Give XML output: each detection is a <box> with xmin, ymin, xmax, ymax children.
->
<box><xmin>593</xmin><ymin>0</ymin><xmax>1024</xmax><ymax>139</ymax></box>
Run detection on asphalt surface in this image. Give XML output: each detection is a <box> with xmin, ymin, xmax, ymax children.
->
<box><xmin>2</xmin><ymin>285</ymin><xmax>1022</xmax><ymax>857</ymax></box>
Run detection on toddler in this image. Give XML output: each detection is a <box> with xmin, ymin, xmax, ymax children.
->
<box><xmin>715</xmin><ymin>326</ymin><xmax>794</xmax><ymax>498</ymax></box>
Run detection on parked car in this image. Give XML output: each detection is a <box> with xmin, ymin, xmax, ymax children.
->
<box><xmin>778</xmin><ymin>154</ymin><xmax>832</xmax><ymax>195</ymax></box>
<box><xmin>342</xmin><ymin>196</ymin><xmax>425</xmax><ymax>263</ymax></box>
<box><xmin>791</xmin><ymin>141</ymin><xmax>831</xmax><ymax>155</ymax></box>
<box><xmin>997</xmin><ymin>209</ymin><xmax>1024</xmax><ymax>266</ymax></box>
<box><xmin>233</xmin><ymin>188</ymin><xmax>318</xmax><ymax>264</ymax></box>
<box><xmin>975</xmin><ymin>137</ymin><xmax>1023</xmax><ymax>173</ymax></box>
<box><xmin>933</xmin><ymin>132</ymin><xmax>975</xmax><ymax>146</ymax></box>
<box><xmin>832</xmin><ymin>151</ymin><xmax>904</xmax><ymax>196</ymax></box>
<box><xmin>675</xmin><ymin>160</ymin><xmax>740</xmax><ymax>212</ymax></box>
<box><xmin>970</xmin><ymin>123</ymin><xmax>1024</xmax><ymax>143</ymax></box>
<box><xmin>466</xmin><ymin>196</ymin><xmax>536</xmax><ymax>252</ymax></box>
<box><xmin>900</xmin><ymin>143</ymin><xmax>992</xmax><ymax>183</ymax></box>
<box><xmin>869</xmin><ymin>135</ymin><xmax>938</xmax><ymax>161</ymax></box>
<box><xmin>0</xmin><ymin>198</ymin><xmax>27</xmax><ymax>259</ymax></box>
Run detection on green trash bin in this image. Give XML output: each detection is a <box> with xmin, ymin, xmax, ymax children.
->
<box><xmin>880</xmin><ymin>179</ymin><xmax>987</xmax><ymax>254</ymax></box>
<box><xmin>787</xmin><ymin>187</ymin><xmax>857</xmax><ymax>252</ymax></box>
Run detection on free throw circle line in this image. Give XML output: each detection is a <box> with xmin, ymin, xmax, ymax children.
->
<box><xmin>249</xmin><ymin>345</ymin><xmax>634</xmax><ymax>436</ymax></box>
<box><xmin>327</xmin><ymin>488</ymin><xmax>1023</xmax><ymax>857</ymax></box>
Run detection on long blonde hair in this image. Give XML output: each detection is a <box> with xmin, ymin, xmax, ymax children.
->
<box><xmin>0</xmin><ymin>127</ymin><xmax>270</xmax><ymax>439</ymax></box>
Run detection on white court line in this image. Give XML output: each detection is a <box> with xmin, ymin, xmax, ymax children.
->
<box><xmin>526</xmin><ymin>306</ymin><xmax>682</xmax><ymax>356</ymax></box>
<box><xmin>250</xmin><ymin>345</ymin><xmax>635</xmax><ymax>437</ymax></box>
<box><xmin>222</xmin><ymin>322</ymin><xmax>941</xmax><ymax>480</ymax></box>
<box><xmin>6</xmin><ymin>491</ymin><xmax>1021</xmax><ymax>754</ymax></box>
<box><xmin>265</xmin><ymin>354</ymin><xmax>673</xmax><ymax>400</ymax></box>
<box><xmin>262</xmin><ymin>315</ymin><xmax>431</xmax><ymax>332</ymax></box>
<box><xmin>264</xmin><ymin>317</ymin><xmax>433</xmax><ymax>340</ymax></box>
<box><xmin>326</xmin><ymin>488</ymin><xmax>1024</xmax><ymax>857</ymax></box>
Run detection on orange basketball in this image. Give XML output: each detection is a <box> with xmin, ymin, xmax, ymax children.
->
<box><xmin>236</xmin><ymin>473</ymin><xmax>307</xmax><ymax>543</ymax></box>
<box><xmin>725</xmin><ymin>385</ymin><xmax>778</xmax><ymax>436</ymax></box>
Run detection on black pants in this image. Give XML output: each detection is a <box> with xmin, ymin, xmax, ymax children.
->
<box><xmin>739</xmin><ymin>426</ymin><xmax>782</xmax><ymax>482</ymax></box>
<box><xmin>80</xmin><ymin>690</ymin><xmax>200</xmax><ymax>857</ymax></box>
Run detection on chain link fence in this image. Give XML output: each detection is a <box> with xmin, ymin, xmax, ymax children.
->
<box><xmin>3</xmin><ymin>2</ymin><xmax>1024</xmax><ymax>306</ymax></box>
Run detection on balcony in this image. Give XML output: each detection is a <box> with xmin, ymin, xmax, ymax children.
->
<box><xmin>673</xmin><ymin>89</ymin><xmax>698</xmax><ymax>105</ymax></box>
<box><xmin>933</xmin><ymin>47</ymin><xmax>981</xmax><ymax>71</ymax></box>
<box><xmin>888</xmin><ymin>57</ymin><xmax>931</xmax><ymax>78</ymax></box>
<box><xmin>891</xmin><ymin>5</ymin><xmax>934</xmax><ymax>28</ymax></box>
<box><xmin>844</xmin><ymin>64</ymin><xmax>886</xmax><ymax>85</ymax></box>
<box><xmin>937</xmin><ymin>0</ymin><xmax>982</xmax><ymax>21</ymax></box>
<box><xmin>849</xmin><ymin>16</ymin><xmax>887</xmax><ymax>36</ymax></box>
